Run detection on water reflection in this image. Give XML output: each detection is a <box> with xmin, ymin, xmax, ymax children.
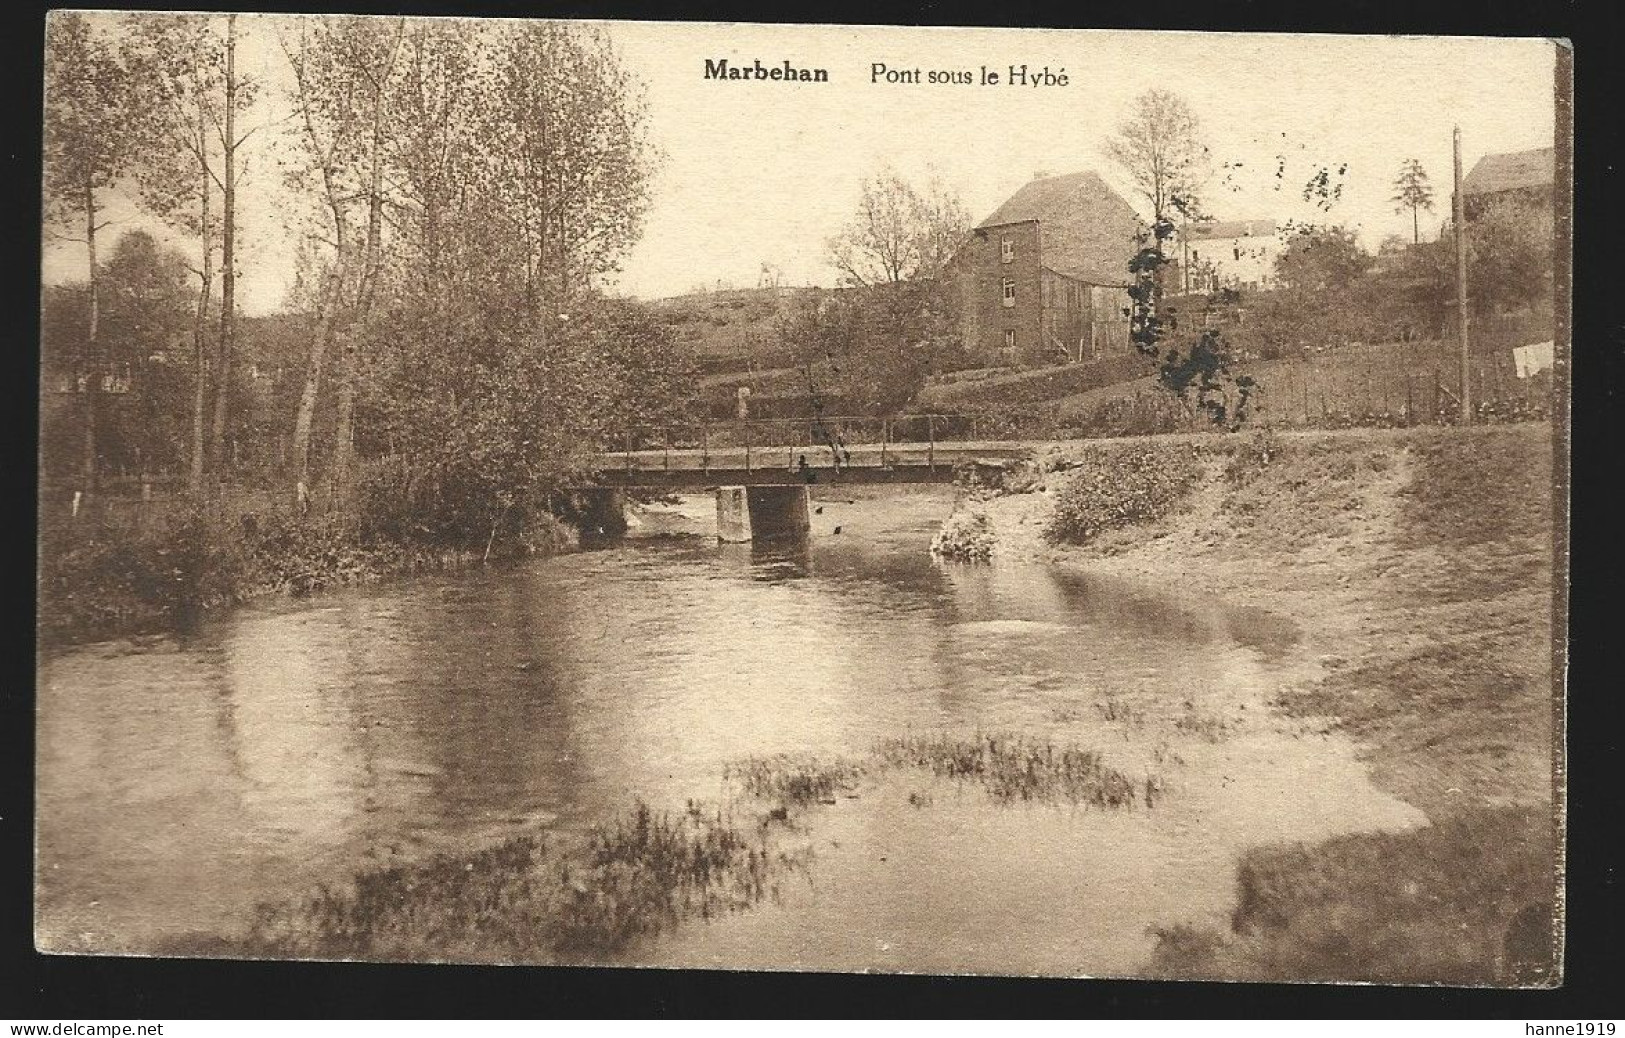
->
<box><xmin>37</xmin><ymin>487</ymin><xmax>1397</xmax><ymax>975</ymax></box>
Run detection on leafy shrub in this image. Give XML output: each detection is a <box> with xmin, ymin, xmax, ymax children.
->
<box><xmin>38</xmin><ymin>504</ymin><xmax>251</xmax><ymax>642</ymax></box>
<box><xmin>930</xmin><ymin>509</ymin><xmax>996</xmax><ymax>560</ymax></box>
<box><xmin>1046</xmin><ymin>446</ymin><xmax>1203</xmax><ymax>544</ymax></box>
<box><xmin>1222</xmin><ymin>427</ymin><xmax>1285</xmax><ymax>486</ymax></box>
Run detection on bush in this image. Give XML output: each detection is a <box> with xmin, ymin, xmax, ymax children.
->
<box><xmin>38</xmin><ymin>504</ymin><xmax>252</xmax><ymax>642</ymax></box>
<box><xmin>930</xmin><ymin>509</ymin><xmax>996</xmax><ymax>560</ymax></box>
<box><xmin>1047</xmin><ymin>445</ymin><xmax>1203</xmax><ymax>544</ymax></box>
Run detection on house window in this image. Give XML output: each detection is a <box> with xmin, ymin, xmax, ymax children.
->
<box><xmin>1001</xmin><ymin>278</ymin><xmax>1016</xmax><ymax>308</ymax></box>
<box><xmin>1003</xmin><ymin>329</ymin><xmax>1016</xmax><ymax>355</ymax></box>
<box><xmin>1001</xmin><ymin>239</ymin><xmax>1014</xmax><ymax>263</ymax></box>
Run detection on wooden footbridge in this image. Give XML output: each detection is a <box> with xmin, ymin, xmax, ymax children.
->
<box><xmin>590</xmin><ymin>414</ymin><xmax>1033</xmax><ymax>488</ymax></box>
<box><xmin>581</xmin><ymin>414</ymin><xmax>1036</xmax><ymax>541</ymax></box>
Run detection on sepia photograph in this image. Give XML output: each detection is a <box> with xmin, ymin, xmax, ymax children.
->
<box><xmin>35</xmin><ymin>12</ymin><xmax>1569</xmax><ymax>987</ymax></box>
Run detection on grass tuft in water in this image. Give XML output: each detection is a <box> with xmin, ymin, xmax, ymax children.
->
<box><xmin>1095</xmin><ymin>697</ymin><xmax>1146</xmax><ymax>725</ymax></box>
<box><xmin>876</xmin><ymin>732</ymin><xmax>1141</xmax><ymax>808</ymax></box>
<box><xmin>726</xmin><ymin>755</ymin><xmax>866</xmax><ymax>806</ymax></box>
<box><xmin>245</xmin><ymin>800</ymin><xmax>802</xmax><ymax>964</ymax></box>
<box><xmin>555</xmin><ymin>802</ymin><xmax>790</xmax><ymax>951</ymax></box>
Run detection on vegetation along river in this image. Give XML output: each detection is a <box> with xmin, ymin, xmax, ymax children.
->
<box><xmin>36</xmin><ymin>486</ymin><xmax>1424</xmax><ymax>976</ymax></box>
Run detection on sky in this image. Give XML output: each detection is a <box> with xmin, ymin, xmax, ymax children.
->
<box><xmin>41</xmin><ymin>17</ymin><xmax>1560</xmax><ymax>314</ymax></box>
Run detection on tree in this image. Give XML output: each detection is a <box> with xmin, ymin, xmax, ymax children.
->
<box><xmin>485</xmin><ymin>22</ymin><xmax>655</xmax><ymax>323</ymax></box>
<box><xmin>912</xmin><ymin>176</ymin><xmax>972</xmax><ymax>281</ymax></box>
<box><xmin>282</xmin><ymin>14</ymin><xmax>408</xmax><ymax>503</ymax></box>
<box><xmin>1401</xmin><ymin>200</ymin><xmax>1554</xmax><ymax>324</ymax></box>
<box><xmin>96</xmin><ymin>231</ymin><xmax>196</xmax><ymax>475</ymax></box>
<box><xmin>780</xmin><ymin>281</ymin><xmax>965</xmax><ymax>416</ymax></box>
<box><xmin>1462</xmin><ymin>197</ymin><xmax>1553</xmax><ymax>316</ymax></box>
<box><xmin>279</xmin><ymin>17</ymin><xmax>663</xmax><ymax>546</ymax></box>
<box><xmin>1108</xmin><ymin>90</ymin><xmax>1255</xmax><ymax>427</ymax></box>
<box><xmin>1273</xmin><ymin>224</ymin><xmax>1373</xmax><ymax>294</ymax></box>
<box><xmin>211</xmin><ymin>13</ymin><xmax>257</xmax><ymax>481</ymax></box>
<box><xmin>1103</xmin><ymin>89</ymin><xmax>1209</xmax><ymax>224</ymax></box>
<box><xmin>44</xmin><ymin>12</ymin><xmax>139</xmax><ymax>491</ymax></box>
<box><xmin>827</xmin><ymin>169</ymin><xmax>969</xmax><ymax>287</ymax></box>
<box><xmin>122</xmin><ymin>13</ymin><xmax>244</xmax><ymax>490</ymax></box>
<box><xmin>1392</xmin><ymin>158</ymin><xmax>1435</xmax><ymax>245</ymax></box>
<box><xmin>40</xmin><ymin>233</ymin><xmax>196</xmax><ymax>478</ymax></box>
<box><xmin>1275</xmin><ymin>225</ymin><xmax>1376</xmax><ymax>344</ymax></box>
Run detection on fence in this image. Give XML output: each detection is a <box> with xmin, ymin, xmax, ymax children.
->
<box><xmin>1051</xmin><ymin>342</ymin><xmax>1556</xmax><ymax>439</ymax></box>
<box><xmin>39</xmin><ymin>472</ymin><xmax>341</xmax><ymax>533</ymax></box>
<box><xmin>1444</xmin><ymin>307</ymin><xmax>1555</xmax><ymax>356</ymax></box>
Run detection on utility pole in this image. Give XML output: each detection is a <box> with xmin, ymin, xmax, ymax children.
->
<box><xmin>1453</xmin><ymin>126</ymin><xmax>1471</xmax><ymax>424</ymax></box>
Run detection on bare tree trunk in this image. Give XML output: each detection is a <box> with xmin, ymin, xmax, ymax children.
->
<box><xmin>330</xmin><ymin>333</ymin><xmax>356</xmax><ymax>508</ymax></box>
<box><xmin>190</xmin><ymin>159</ymin><xmax>212</xmax><ymax>493</ymax></box>
<box><xmin>327</xmin><ymin>28</ymin><xmax>401</xmax><ymax>509</ymax></box>
<box><xmin>210</xmin><ymin>13</ymin><xmax>238</xmax><ymax>479</ymax></box>
<box><xmin>286</xmin><ymin>25</ymin><xmax>350</xmax><ymax>511</ymax></box>
<box><xmin>291</xmin><ymin>297</ymin><xmax>336</xmax><ymax>484</ymax></box>
<box><xmin>82</xmin><ymin>180</ymin><xmax>100</xmax><ymax>494</ymax></box>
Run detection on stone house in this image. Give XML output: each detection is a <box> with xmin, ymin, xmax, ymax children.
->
<box><xmin>1461</xmin><ymin>146</ymin><xmax>1554</xmax><ymax>220</ymax></box>
<box><xmin>955</xmin><ymin>171</ymin><xmax>1142</xmax><ymax>367</ymax></box>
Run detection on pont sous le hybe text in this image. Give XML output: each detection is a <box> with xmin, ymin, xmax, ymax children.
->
<box><xmin>701</xmin><ymin>59</ymin><xmax>1070</xmax><ymax>88</ymax></box>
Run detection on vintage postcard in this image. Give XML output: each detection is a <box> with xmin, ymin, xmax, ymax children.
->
<box><xmin>36</xmin><ymin>13</ymin><xmax>1569</xmax><ymax>986</ymax></box>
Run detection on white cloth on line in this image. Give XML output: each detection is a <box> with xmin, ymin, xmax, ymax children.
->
<box><xmin>1514</xmin><ymin>341</ymin><xmax>1554</xmax><ymax>379</ymax></box>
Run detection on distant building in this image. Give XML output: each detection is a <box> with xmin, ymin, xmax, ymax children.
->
<box><xmin>954</xmin><ymin>171</ymin><xmax>1141</xmax><ymax>367</ymax></box>
<box><xmin>1461</xmin><ymin>146</ymin><xmax>1554</xmax><ymax>219</ymax></box>
<box><xmin>1176</xmin><ymin>219</ymin><xmax>1281</xmax><ymax>294</ymax></box>
<box><xmin>1458</xmin><ymin>145</ymin><xmax>1556</xmax><ymax>334</ymax></box>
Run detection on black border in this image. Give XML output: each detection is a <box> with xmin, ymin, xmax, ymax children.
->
<box><xmin>6</xmin><ymin>0</ymin><xmax>1620</xmax><ymax>1019</ymax></box>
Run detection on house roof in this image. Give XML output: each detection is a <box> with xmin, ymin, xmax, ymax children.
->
<box><xmin>1462</xmin><ymin>147</ymin><xmax>1555</xmax><ymax>196</ymax></box>
<box><xmin>977</xmin><ymin>171</ymin><xmax>1144</xmax><ymax>286</ymax></box>
<box><xmin>1184</xmin><ymin>219</ymin><xmax>1278</xmax><ymax>241</ymax></box>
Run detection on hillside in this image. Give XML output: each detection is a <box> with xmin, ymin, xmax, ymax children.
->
<box><xmin>648</xmin><ymin>286</ymin><xmax>817</xmax><ymax>374</ymax></box>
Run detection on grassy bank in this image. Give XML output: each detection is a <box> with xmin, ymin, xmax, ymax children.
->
<box><xmin>37</xmin><ymin>497</ymin><xmax>580</xmax><ymax>648</ymax></box>
<box><xmin>970</xmin><ymin>421</ymin><xmax>1560</xmax><ymax>984</ymax></box>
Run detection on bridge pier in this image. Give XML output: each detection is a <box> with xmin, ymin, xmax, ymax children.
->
<box><xmin>717</xmin><ymin>484</ymin><xmax>811</xmax><ymax>543</ymax></box>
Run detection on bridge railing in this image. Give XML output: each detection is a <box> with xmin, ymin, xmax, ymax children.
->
<box><xmin>610</xmin><ymin>414</ymin><xmax>988</xmax><ymax>450</ymax></box>
<box><xmin>602</xmin><ymin>414</ymin><xmax>991</xmax><ymax>473</ymax></box>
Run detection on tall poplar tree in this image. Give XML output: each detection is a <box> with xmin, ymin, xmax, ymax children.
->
<box><xmin>44</xmin><ymin>13</ymin><xmax>138</xmax><ymax>492</ymax></box>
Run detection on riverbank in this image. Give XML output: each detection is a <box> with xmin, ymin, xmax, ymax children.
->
<box><xmin>956</xmin><ymin>421</ymin><xmax>1560</xmax><ymax>984</ymax></box>
<box><xmin>37</xmin><ymin>501</ymin><xmax>580</xmax><ymax>648</ymax></box>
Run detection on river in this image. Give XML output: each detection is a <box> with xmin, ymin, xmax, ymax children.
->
<box><xmin>35</xmin><ymin>486</ymin><xmax>1424</xmax><ymax>976</ymax></box>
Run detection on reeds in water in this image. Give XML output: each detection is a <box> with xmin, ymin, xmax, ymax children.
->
<box><xmin>726</xmin><ymin>755</ymin><xmax>865</xmax><ymax>805</ymax></box>
<box><xmin>246</xmin><ymin>800</ymin><xmax>803</xmax><ymax>964</ymax></box>
<box><xmin>875</xmin><ymin>732</ymin><xmax>1142</xmax><ymax>808</ymax></box>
